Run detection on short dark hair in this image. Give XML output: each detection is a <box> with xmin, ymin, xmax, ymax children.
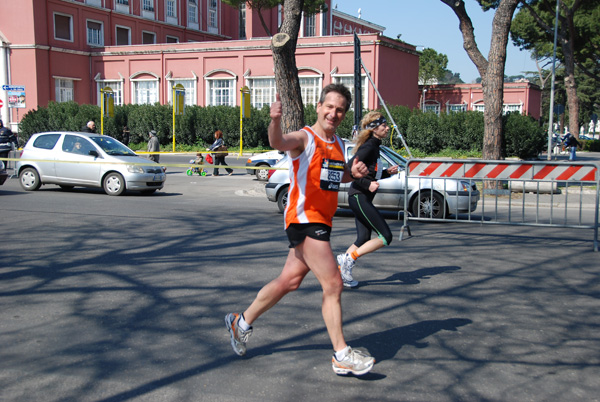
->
<box><xmin>318</xmin><ymin>83</ymin><xmax>352</xmax><ymax>112</ymax></box>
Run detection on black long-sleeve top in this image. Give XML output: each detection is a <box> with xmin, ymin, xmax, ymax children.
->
<box><xmin>348</xmin><ymin>136</ymin><xmax>392</xmax><ymax>198</ymax></box>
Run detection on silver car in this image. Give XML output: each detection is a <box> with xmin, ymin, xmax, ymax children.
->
<box><xmin>16</xmin><ymin>132</ymin><xmax>166</xmax><ymax>196</ymax></box>
<box><xmin>245</xmin><ymin>150</ymin><xmax>285</xmax><ymax>181</ymax></box>
<box><xmin>265</xmin><ymin>140</ymin><xmax>479</xmax><ymax>218</ymax></box>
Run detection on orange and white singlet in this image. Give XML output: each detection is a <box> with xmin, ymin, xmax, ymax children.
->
<box><xmin>284</xmin><ymin>126</ymin><xmax>346</xmax><ymax>228</ymax></box>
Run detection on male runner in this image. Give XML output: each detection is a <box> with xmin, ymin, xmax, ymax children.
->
<box><xmin>225</xmin><ymin>84</ymin><xmax>375</xmax><ymax>376</ymax></box>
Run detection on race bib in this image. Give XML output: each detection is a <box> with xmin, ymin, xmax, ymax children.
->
<box><xmin>320</xmin><ymin>158</ymin><xmax>344</xmax><ymax>191</ymax></box>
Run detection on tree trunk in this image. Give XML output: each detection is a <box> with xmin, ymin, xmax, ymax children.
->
<box><xmin>562</xmin><ymin>39</ymin><xmax>580</xmax><ymax>137</ymax></box>
<box><xmin>271</xmin><ymin>0</ymin><xmax>305</xmax><ymax>133</ymax></box>
<box><xmin>441</xmin><ymin>0</ymin><xmax>520</xmax><ymax>164</ymax></box>
<box><xmin>481</xmin><ymin>0</ymin><xmax>519</xmax><ymax>160</ymax></box>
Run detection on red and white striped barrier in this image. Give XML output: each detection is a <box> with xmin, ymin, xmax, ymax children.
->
<box><xmin>407</xmin><ymin>160</ymin><xmax>598</xmax><ymax>182</ymax></box>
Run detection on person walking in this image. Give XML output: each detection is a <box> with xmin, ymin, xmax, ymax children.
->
<box><xmin>207</xmin><ymin>130</ymin><xmax>233</xmax><ymax>176</ymax></box>
<box><xmin>337</xmin><ymin>112</ymin><xmax>398</xmax><ymax>288</ymax></box>
<box><xmin>224</xmin><ymin>84</ymin><xmax>375</xmax><ymax>376</ymax></box>
<box><xmin>82</xmin><ymin>120</ymin><xmax>96</xmax><ymax>133</ymax></box>
<box><xmin>563</xmin><ymin>132</ymin><xmax>580</xmax><ymax>161</ymax></box>
<box><xmin>0</xmin><ymin>119</ymin><xmax>18</xmax><ymax>169</ymax></box>
<box><xmin>147</xmin><ymin>130</ymin><xmax>160</xmax><ymax>163</ymax></box>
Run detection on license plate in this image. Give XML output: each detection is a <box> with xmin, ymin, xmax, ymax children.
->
<box><xmin>153</xmin><ymin>175</ymin><xmax>163</xmax><ymax>181</ymax></box>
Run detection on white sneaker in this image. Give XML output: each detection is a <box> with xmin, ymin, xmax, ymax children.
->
<box><xmin>225</xmin><ymin>313</ymin><xmax>253</xmax><ymax>356</ymax></box>
<box><xmin>336</xmin><ymin>254</ymin><xmax>358</xmax><ymax>288</ymax></box>
<box><xmin>332</xmin><ymin>347</ymin><xmax>375</xmax><ymax>376</ymax></box>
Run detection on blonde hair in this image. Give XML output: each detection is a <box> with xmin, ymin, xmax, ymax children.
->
<box><xmin>353</xmin><ymin>111</ymin><xmax>384</xmax><ymax>153</ymax></box>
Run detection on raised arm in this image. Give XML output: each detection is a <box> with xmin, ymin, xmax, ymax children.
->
<box><xmin>268</xmin><ymin>94</ymin><xmax>306</xmax><ymax>155</ymax></box>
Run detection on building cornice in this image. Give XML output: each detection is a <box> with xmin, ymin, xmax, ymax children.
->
<box><xmin>331</xmin><ymin>9</ymin><xmax>386</xmax><ymax>32</ymax></box>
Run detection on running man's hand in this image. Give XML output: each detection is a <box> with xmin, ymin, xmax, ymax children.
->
<box><xmin>270</xmin><ymin>94</ymin><xmax>282</xmax><ymax>122</ymax></box>
<box><xmin>351</xmin><ymin>157</ymin><xmax>368</xmax><ymax>178</ymax></box>
<box><xmin>369</xmin><ymin>181</ymin><xmax>380</xmax><ymax>192</ymax></box>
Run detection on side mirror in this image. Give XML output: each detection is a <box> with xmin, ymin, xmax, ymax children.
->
<box><xmin>89</xmin><ymin>150</ymin><xmax>99</xmax><ymax>157</ymax></box>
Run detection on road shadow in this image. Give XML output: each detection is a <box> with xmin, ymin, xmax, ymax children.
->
<box><xmin>358</xmin><ymin>265</ymin><xmax>461</xmax><ymax>287</ymax></box>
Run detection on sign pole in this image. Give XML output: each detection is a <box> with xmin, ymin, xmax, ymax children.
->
<box><xmin>239</xmin><ymin>86</ymin><xmax>250</xmax><ymax>156</ymax></box>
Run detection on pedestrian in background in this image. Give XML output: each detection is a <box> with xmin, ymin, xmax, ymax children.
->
<box><xmin>83</xmin><ymin>120</ymin><xmax>96</xmax><ymax>133</ymax></box>
<box><xmin>122</xmin><ymin>126</ymin><xmax>130</xmax><ymax>146</ymax></box>
<box><xmin>563</xmin><ymin>132</ymin><xmax>581</xmax><ymax>161</ymax></box>
<box><xmin>207</xmin><ymin>130</ymin><xmax>233</xmax><ymax>176</ymax></box>
<box><xmin>0</xmin><ymin>119</ymin><xmax>18</xmax><ymax>169</ymax></box>
<box><xmin>147</xmin><ymin>130</ymin><xmax>160</xmax><ymax>163</ymax></box>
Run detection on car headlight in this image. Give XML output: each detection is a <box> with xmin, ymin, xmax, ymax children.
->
<box><xmin>127</xmin><ymin>165</ymin><xmax>145</xmax><ymax>173</ymax></box>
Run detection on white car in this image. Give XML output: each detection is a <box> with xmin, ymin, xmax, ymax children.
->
<box><xmin>265</xmin><ymin>140</ymin><xmax>480</xmax><ymax>219</ymax></box>
<box><xmin>245</xmin><ymin>150</ymin><xmax>285</xmax><ymax>181</ymax></box>
<box><xmin>16</xmin><ymin>131</ymin><xmax>166</xmax><ymax>196</ymax></box>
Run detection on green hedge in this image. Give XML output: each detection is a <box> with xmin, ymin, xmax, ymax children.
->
<box><xmin>18</xmin><ymin>101</ymin><xmax>549</xmax><ymax>159</ymax></box>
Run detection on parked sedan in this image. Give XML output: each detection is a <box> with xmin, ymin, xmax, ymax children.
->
<box><xmin>245</xmin><ymin>150</ymin><xmax>285</xmax><ymax>180</ymax></box>
<box><xmin>16</xmin><ymin>132</ymin><xmax>166</xmax><ymax>195</ymax></box>
<box><xmin>265</xmin><ymin>141</ymin><xmax>480</xmax><ymax>218</ymax></box>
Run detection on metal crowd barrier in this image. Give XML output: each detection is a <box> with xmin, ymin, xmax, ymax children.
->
<box><xmin>400</xmin><ymin>159</ymin><xmax>600</xmax><ymax>252</ymax></box>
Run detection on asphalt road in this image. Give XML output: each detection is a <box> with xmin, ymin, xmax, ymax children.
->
<box><xmin>0</xmin><ymin>154</ymin><xmax>599</xmax><ymax>401</ymax></box>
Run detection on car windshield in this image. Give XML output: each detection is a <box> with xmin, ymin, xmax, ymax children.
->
<box><xmin>380</xmin><ymin>146</ymin><xmax>407</xmax><ymax>168</ymax></box>
<box><xmin>90</xmin><ymin>136</ymin><xmax>136</xmax><ymax>156</ymax></box>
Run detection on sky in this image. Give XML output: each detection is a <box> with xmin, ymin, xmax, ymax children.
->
<box><xmin>334</xmin><ymin>0</ymin><xmax>539</xmax><ymax>83</ymax></box>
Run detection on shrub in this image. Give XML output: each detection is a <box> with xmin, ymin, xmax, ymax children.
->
<box><xmin>407</xmin><ymin>111</ymin><xmax>445</xmax><ymax>154</ymax></box>
<box><xmin>503</xmin><ymin>112</ymin><xmax>546</xmax><ymax>159</ymax></box>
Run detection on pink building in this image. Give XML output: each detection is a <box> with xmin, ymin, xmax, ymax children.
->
<box><xmin>0</xmin><ymin>0</ymin><xmax>540</xmax><ymax>132</ymax></box>
<box><xmin>421</xmin><ymin>82</ymin><xmax>542</xmax><ymax>120</ymax></box>
<box><xmin>0</xmin><ymin>0</ymin><xmax>419</xmax><ymax>131</ymax></box>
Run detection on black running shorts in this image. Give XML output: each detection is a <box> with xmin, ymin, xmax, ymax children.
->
<box><xmin>286</xmin><ymin>223</ymin><xmax>332</xmax><ymax>248</ymax></box>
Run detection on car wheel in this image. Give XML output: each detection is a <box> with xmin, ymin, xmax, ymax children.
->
<box><xmin>255</xmin><ymin>164</ymin><xmax>270</xmax><ymax>181</ymax></box>
<box><xmin>103</xmin><ymin>172</ymin><xmax>126</xmax><ymax>196</ymax></box>
<box><xmin>19</xmin><ymin>167</ymin><xmax>41</xmax><ymax>191</ymax></box>
<box><xmin>411</xmin><ymin>191</ymin><xmax>446</xmax><ymax>219</ymax></box>
<box><xmin>276</xmin><ymin>186</ymin><xmax>289</xmax><ymax>213</ymax></box>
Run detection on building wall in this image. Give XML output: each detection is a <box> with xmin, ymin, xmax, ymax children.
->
<box><xmin>422</xmin><ymin>82</ymin><xmax>542</xmax><ymax>120</ymax></box>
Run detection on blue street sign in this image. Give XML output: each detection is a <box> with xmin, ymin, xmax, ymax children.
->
<box><xmin>2</xmin><ymin>85</ymin><xmax>25</xmax><ymax>91</ymax></box>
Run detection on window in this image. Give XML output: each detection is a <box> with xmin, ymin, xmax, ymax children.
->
<box><xmin>299</xmin><ymin>77</ymin><xmax>321</xmax><ymax>107</ymax></box>
<box><xmin>424</xmin><ymin>101</ymin><xmax>440</xmax><ymax>115</ymax></box>
<box><xmin>54</xmin><ymin>13</ymin><xmax>73</xmax><ymax>41</ymax></box>
<box><xmin>166</xmin><ymin>0</ymin><xmax>176</xmax><ymax>17</ymax></box>
<box><xmin>188</xmin><ymin>1</ymin><xmax>198</xmax><ymax>27</ymax></box>
<box><xmin>33</xmin><ymin>134</ymin><xmax>61</xmax><ymax>150</ymax></box>
<box><xmin>473</xmin><ymin>102</ymin><xmax>485</xmax><ymax>113</ymax></box>
<box><xmin>116</xmin><ymin>0</ymin><xmax>129</xmax><ymax>13</ymax></box>
<box><xmin>132</xmin><ymin>80</ymin><xmax>159</xmax><ymax>105</ymax></box>
<box><xmin>167</xmin><ymin>79</ymin><xmax>196</xmax><ymax>106</ymax></box>
<box><xmin>207</xmin><ymin>79</ymin><xmax>235</xmax><ymax>106</ymax></box>
<box><xmin>208</xmin><ymin>0</ymin><xmax>218</xmax><ymax>32</ymax></box>
<box><xmin>447</xmin><ymin>103</ymin><xmax>467</xmax><ymax>113</ymax></box>
<box><xmin>142</xmin><ymin>0</ymin><xmax>154</xmax><ymax>12</ymax></box>
<box><xmin>55</xmin><ymin>79</ymin><xmax>74</xmax><ymax>102</ymax></box>
<box><xmin>248</xmin><ymin>78</ymin><xmax>276</xmax><ymax>109</ymax></box>
<box><xmin>86</xmin><ymin>20</ymin><xmax>103</xmax><ymax>46</ymax></box>
<box><xmin>503</xmin><ymin>103</ymin><xmax>523</xmax><ymax>114</ymax></box>
<box><xmin>116</xmin><ymin>26</ymin><xmax>131</xmax><ymax>45</ymax></box>
<box><xmin>63</xmin><ymin>135</ymin><xmax>95</xmax><ymax>155</ymax></box>
<box><xmin>166</xmin><ymin>35</ymin><xmax>179</xmax><ymax>43</ymax></box>
<box><xmin>96</xmin><ymin>80</ymin><xmax>123</xmax><ymax>106</ymax></box>
<box><xmin>304</xmin><ymin>14</ymin><xmax>316</xmax><ymax>37</ymax></box>
<box><xmin>142</xmin><ymin>31</ymin><xmax>156</xmax><ymax>44</ymax></box>
<box><xmin>239</xmin><ymin>3</ymin><xmax>246</xmax><ymax>39</ymax></box>
<box><xmin>332</xmin><ymin>75</ymin><xmax>367</xmax><ymax>110</ymax></box>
